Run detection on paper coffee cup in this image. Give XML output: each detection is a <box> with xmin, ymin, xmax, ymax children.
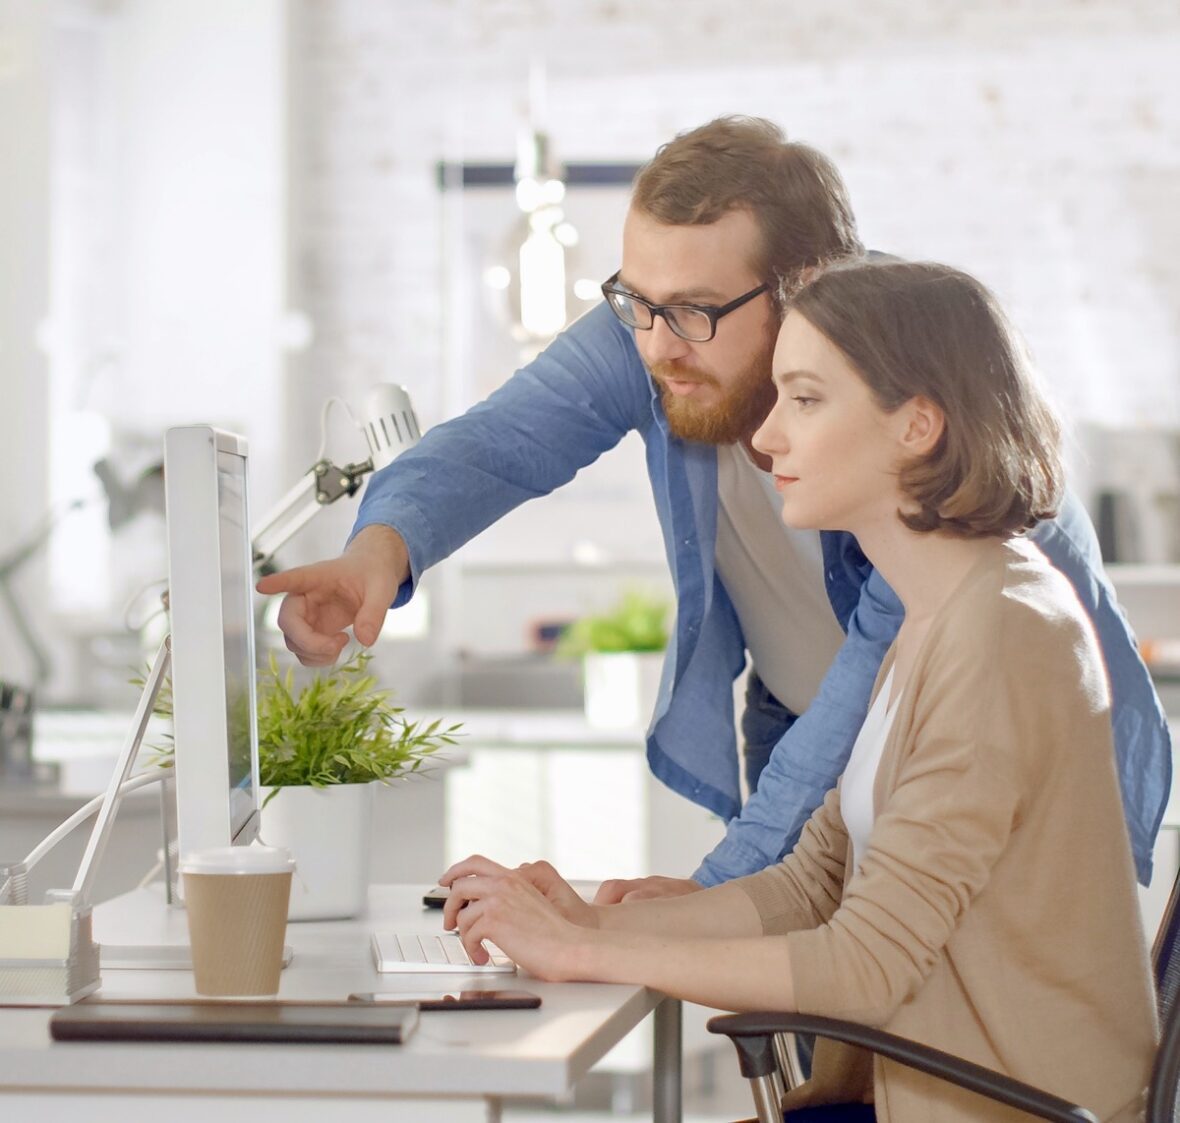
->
<box><xmin>180</xmin><ymin>845</ymin><xmax>295</xmax><ymax>997</ymax></box>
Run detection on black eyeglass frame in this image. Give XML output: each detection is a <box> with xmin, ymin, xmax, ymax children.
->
<box><xmin>600</xmin><ymin>272</ymin><xmax>771</xmax><ymax>343</ymax></box>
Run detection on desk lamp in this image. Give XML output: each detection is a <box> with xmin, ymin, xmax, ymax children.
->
<box><xmin>0</xmin><ymin>384</ymin><xmax>421</xmax><ymax>1004</ymax></box>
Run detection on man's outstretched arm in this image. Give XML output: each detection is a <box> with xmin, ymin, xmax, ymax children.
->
<box><xmin>259</xmin><ymin>305</ymin><xmax>650</xmax><ymax>664</ymax></box>
<box><xmin>350</xmin><ymin>303</ymin><xmax>652</xmax><ymax>608</ymax></box>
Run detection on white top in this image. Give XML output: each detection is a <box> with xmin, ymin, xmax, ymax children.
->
<box><xmin>841</xmin><ymin>666</ymin><xmax>900</xmax><ymax>871</ymax></box>
<box><xmin>714</xmin><ymin>443</ymin><xmax>846</xmax><ymax>716</ymax></box>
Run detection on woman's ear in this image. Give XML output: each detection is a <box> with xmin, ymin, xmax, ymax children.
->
<box><xmin>899</xmin><ymin>395</ymin><xmax>945</xmax><ymax>456</ymax></box>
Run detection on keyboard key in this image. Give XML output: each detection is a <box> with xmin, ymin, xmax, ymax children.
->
<box><xmin>395</xmin><ymin>935</ymin><xmax>426</xmax><ymax>964</ymax></box>
<box><xmin>442</xmin><ymin>936</ymin><xmax>471</xmax><ymax>965</ymax></box>
<box><xmin>422</xmin><ymin>936</ymin><xmax>449</xmax><ymax>965</ymax></box>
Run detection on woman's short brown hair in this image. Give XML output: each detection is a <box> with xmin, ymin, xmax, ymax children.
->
<box><xmin>632</xmin><ymin>116</ymin><xmax>864</xmax><ymax>302</ymax></box>
<box><xmin>790</xmin><ymin>260</ymin><xmax>1064</xmax><ymax>537</ymax></box>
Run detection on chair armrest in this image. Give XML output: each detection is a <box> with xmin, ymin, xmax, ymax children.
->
<box><xmin>706</xmin><ymin>1012</ymin><xmax>1098</xmax><ymax>1123</ymax></box>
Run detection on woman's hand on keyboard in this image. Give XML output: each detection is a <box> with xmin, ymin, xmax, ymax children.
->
<box><xmin>439</xmin><ymin>854</ymin><xmax>590</xmax><ymax>982</ymax></box>
<box><xmin>512</xmin><ymin>860</ymin><xmax>598</xmax><ymax>928</ymax></box>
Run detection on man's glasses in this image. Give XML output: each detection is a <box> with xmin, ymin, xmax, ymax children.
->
<box><xmin>600</xmin><ymin>272</ymin><xmax>770</xmax><ymax>343</ymax></box>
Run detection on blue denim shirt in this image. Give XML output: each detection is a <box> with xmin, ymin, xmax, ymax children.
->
<box><xmin>354</xmin><ymin>302</ymin><xmax>1171</xmax><ymax>886</ymax></box>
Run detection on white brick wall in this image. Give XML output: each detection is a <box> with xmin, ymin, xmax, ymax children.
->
<box><xmin>283</xmin><ymin>0</ymin><xmax>1180</xmax><ymax>652</ymax></box>
<box><xmin>291</xmin><ymin>0</ymin><xmax>1180</xmax><ymax>434</ymax></box>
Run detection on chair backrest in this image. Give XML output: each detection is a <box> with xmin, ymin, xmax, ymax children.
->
<box><xmin>1154</xmin><ymin>865</ymin><xmax>1180</xmax><ymax>1022</ymax></box>
<box><xmin>1148</xmin><ymin>863</ymin><xmax>1180</xmax><ymax>1120</ymax></box>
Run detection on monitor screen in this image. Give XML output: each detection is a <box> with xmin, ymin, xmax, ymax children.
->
<box><xmin>165</xmin><ymin>426</ymin><xmax>261</xmax><ymax>865</ymax></box>
<box><xmin>215</xmin><ymin>449</ymin><xmax>257</xmax><ymax>830</ymax></box>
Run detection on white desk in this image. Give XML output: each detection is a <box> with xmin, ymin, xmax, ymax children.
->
<box><xmin>0</xmin><ymin>884</ymin><xmax>682</xmax><ymax>1123</ymax></box>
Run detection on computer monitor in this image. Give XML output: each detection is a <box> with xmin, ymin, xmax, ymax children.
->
<box><xmin>164</xmin><ymin>426</ymin><xmax>261</xmax><ymax>866</ymax></box>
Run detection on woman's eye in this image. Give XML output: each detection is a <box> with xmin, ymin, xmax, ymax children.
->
<box><xmin>791</xmin><ymin>395</ymin><xmax>818</xmax><ymax>407</ymax></box>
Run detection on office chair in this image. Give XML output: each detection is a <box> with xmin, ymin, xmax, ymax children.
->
<box><xmin>708</xmin><ymin>862</ymin><xmax>1180</xmax><ymax>1123</ymax></box>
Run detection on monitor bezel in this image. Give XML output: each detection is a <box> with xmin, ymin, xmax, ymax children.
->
<box><xmin>164</xmin><ymin>425</ymin><xmax>261</xmax><ymax>865</ymax></box>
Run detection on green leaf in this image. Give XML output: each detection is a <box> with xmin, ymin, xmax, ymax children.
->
<box><xmin>134</xmin><ymin>648</ymin><xmax>463</xmax><ymax>790</ymax></box>
<box><xmin>555</xmin><ymin>588</ymin><xmax>670</xmax><ymax>657</ymax></box>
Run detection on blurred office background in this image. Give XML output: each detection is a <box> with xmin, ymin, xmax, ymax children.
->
<box><xmin>2</xmin><ymin>0</ymin><xmax>1178</xmax><ymax>710</ymax></box>
<box><xmin>1</xmin><ymin>1</ymin><xmax>1179</xmax><ymax>1115</ymax></box>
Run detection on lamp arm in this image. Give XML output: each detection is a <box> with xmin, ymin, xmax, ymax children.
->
<box><xmin>0</xmin><ymin>498</ymin><xmax>91</xmax><ymax>688</ymax></box>
<box><xmin>251</xmin><ymin>383</ymin><xmax>419</xmax><ymax>568</ymax></box>
<box><xmin>0</xmin><ymin>499</ymin><xmax>89</xmax><ymax>580</ymax></box>
<box><xmin>0</xmin><ymin>575</ymin><xmax>52</xmax><ymax>688</ymax></box>
<box><xmin>250</xmin><ymin>457</ymin><xmax>374</xmax><ymax>569</ymax></box>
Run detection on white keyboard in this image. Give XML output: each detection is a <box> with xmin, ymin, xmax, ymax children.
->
<box><xmin>370</xmin><ymin>932</ymin><xmax>516</xmax><ymax>974</ymax></box>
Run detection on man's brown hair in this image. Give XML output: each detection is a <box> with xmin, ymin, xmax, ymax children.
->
<box><xmin>790</xmin><ymin>260</ymin><xmax>1063</xmax><ymax>537</ymax></box>
<box><xmin>632</xmin><ymin>116</ymin><xmax>864</xmax><ymax>300</ymax></box>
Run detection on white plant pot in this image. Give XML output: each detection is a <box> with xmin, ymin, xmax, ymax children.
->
<box><xmin>583</xmin><ymin>651</ymin><xmax>664</xmax><ymax>730</ymax></box>
<box><xmin>259</xmin><ymin>782</ymin><xmax>374</xmax><ymax>921</ymax></box>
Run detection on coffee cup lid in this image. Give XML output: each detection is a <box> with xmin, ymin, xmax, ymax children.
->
<box><xmin>179</xmin><ymin>845</ymin><xmax>295</xmax><ymax>875</ymax></box>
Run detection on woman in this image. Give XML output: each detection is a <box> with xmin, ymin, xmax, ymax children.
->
<box><xmin>440</xmin><ymin>261</ymin><xmax>1157</xmax><ymax>1122</ymax></box>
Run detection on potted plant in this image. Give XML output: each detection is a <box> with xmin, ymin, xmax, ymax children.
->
<box><xmin>144</xmin><ymin>650</ymin><xmax>460</xmax><ymax>920</ymax></box>
<box><xmin>557</xmin><ymin>590</ymin><xmax>670</xmax><ymax>730</ymax></box>
<box><xmin>253</xmin><ymin>650</ymin><xmax>460</xmax><ymax>919</ymax></box>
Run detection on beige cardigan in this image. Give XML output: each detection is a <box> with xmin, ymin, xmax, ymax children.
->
<box><xmin>734</xmin><ymin>539</ymin><xmax>1157</xmax><ymax>1123</ymax></box>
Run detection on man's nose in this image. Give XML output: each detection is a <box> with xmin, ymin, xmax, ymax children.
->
<box><xmin>640</xmin><ymin>314</ymin><xmax>692</xmax><ymax>365</ymax></box>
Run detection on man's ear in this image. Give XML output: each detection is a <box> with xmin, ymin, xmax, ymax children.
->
<box><xmin>899</xmin><ymin>395</ymin><xmax>945</xmax><ymax>456</ymax></box>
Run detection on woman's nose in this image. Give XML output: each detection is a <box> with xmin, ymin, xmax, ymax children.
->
<box><xmin>752</xmin><ymin>405</ymin><xmax>788</xmax><ymax>457</ymax></box>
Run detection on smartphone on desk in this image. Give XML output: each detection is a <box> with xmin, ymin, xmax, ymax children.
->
<box><xmin>348</xmin><ymin>989</ymin><xmax>541</xmax><ymax>1011</ymax></box>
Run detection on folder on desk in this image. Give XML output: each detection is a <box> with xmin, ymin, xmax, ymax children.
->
<box><xmin>49</xmin><ymin>1001</ymin><xmax>418</xmax><ymax>1045</ymax></box>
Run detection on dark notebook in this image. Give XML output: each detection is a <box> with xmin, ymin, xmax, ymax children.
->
<box><xmin>50</xmin><ymin>1001</ymin><xmax>418</xmax><ymax>1045</ymax></box>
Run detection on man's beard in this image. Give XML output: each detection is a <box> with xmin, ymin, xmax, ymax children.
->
<box><xmin>652</xmin><ymin>354</ymin><xmax>777</xmax><ymax>445</ymax></box>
